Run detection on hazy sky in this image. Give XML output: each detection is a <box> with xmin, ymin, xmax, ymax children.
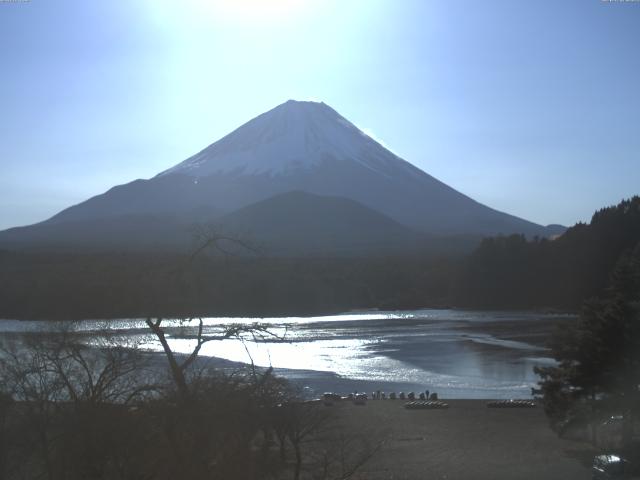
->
<box><xmin>1</xmin><ymin>0</ymin><xmax>639</xmax><ymax>230</ymax></box>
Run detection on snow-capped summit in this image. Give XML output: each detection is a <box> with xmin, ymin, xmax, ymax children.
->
<box><xmin>0</xmin><ymin>99</ymin><xmax>563</xmax><ymax>254</ymax></box>
<box><xmin>159</xmin><ymin>100</ymin><xmax>416</xmax><ymax>178</ymax></box>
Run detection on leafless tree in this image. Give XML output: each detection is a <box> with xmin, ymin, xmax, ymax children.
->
<box><xmin>0</xmin><ymin>326</ymin><xmax>159</xmax><ymax>480</ymax></box>
<box><xmin>144</xmin><ymin>317</ymin><xmax>279</xmax><ymax>398</ymax></box>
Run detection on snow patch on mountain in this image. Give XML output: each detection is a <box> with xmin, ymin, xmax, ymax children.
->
<box><xmin>158</xmin><ymin>100</ymin><xmax>419</xmax><ymax>179</ymax></box>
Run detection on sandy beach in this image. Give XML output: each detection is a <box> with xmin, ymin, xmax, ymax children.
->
<box><xmin>324</xmin><ymin>399</ymin><xmax>593</xmax><ymax>480</ymax></box>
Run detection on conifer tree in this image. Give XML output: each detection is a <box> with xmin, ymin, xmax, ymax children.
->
<box><xmin>535</xmin><ymin>244</ymin><xmax>640</xmax><ymax>446</ymax></box>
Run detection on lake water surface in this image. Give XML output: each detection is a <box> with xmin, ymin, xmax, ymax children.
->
<box><xmin>0</xmin><ymin>309</ymin><xmax>573</xmax><ymax>399</ymax></box>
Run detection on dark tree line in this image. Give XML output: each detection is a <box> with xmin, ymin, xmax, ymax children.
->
<box><xmin>0</xmin><ymin>197</ymin><xmax>638</xmax><ymax>319</ymax></box>
<box><xmin>455</xmin><ymin>196</ymin><xmax>640</xmax><ymax>309</ymax></box>
<box><xmin>0</xmin><ymin>252</ymin><xmax>458</xmax><ymax>320</ymax></box>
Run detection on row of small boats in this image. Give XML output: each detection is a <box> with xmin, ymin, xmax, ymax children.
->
<box><xmin>321</xmin><ymin>393</ymin><xmax>537</xmax><ymax>409</ymax></box>
<box><xmin>404</xmin><ymin>401</ymin><xmax>449</xmax><ymax>410</ymax></box>
<box><xmin>487</xmin><ymin>400</ymin><xmax>537</xmax><ymax>408</ymax></box>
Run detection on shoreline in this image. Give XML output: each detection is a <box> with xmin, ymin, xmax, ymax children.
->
<box><xmin>0</xmin><ymin>309</ymin><xmax>569</xmax><ymax>400</ymax></box>
<box><xmin>144</xmin><ymin>353</ymin><xmax>544</xmax><ymax>401</ymax></box>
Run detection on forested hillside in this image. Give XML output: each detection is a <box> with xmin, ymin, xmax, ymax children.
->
<box><xmin>0</xmin><ymin>252</ymin><xmax>457</xmax><ymax>320</ymax></box>
<box><xmin>454</xmin><ymin>196</ymin><xmax>640</xmax><ymax>309</ymax></box>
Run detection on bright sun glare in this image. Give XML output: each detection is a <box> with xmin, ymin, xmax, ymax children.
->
<box><xmin>191</xmin><ymin>0</ymin><xmax>308</xmax><ymax>23</ymax></box>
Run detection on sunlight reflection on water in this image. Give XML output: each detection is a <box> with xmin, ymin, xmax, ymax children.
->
<box><xmin>1</xmin><ymin>309</ymin><xmax>570</xmax><ymax>398</ymax></box>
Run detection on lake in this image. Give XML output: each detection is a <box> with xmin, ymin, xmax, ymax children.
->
<box><xmin>0</xmin><ymin>309</ymin><xmax>573</xmax><ymax>399</ymax></box>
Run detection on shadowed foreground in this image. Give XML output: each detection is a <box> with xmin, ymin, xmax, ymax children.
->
<box><xmin>329</xmin><ymin>399</ymin><xmax>592</xmax><ymax>480</ymax></box>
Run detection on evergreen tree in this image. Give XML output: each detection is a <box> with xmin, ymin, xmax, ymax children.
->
<box><xmin>535</xmin><ymin>244</ymin><xmax>640</xmax><ymax>446</ymax></box>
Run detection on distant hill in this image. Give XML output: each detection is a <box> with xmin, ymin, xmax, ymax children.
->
<box><xmin>215</xmin><ymin>191</ymin><xmax>427</xmax><ymax>256</ymax></box>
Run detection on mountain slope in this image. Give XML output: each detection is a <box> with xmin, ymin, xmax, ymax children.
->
<box><xmin>216</xmin><ymin>191</ymin><xmax>426</xmax><ymax>256</ymax></box>
<box><xmin>0</xmin><ymin>100</ymin><xmax>563</xmax><ymax>253</ymax></box>
<box><xmin>0</xmin><ymin>192</ymin><xmax>428</xmax><ymax>256</ymax></box>
<box><xmin>0</xmin><ymin>214</ymin><xmax>194</xmax><ymax>252</ymax></box>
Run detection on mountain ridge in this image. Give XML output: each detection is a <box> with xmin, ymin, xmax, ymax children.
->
<box><xmin>0</xmin><ymin>100</ymin><xmax>565</xmax><ymax>254</ymax></box>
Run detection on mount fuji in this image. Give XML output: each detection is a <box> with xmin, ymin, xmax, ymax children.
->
<box><xmin>0</xmin><ymin>100</ymin><xmax>563</xmax><ymax>255</ymax></box>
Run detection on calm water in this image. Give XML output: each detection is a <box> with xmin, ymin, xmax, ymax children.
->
<box><xmin>0</xmin><ymin>309</ymin><xmax>572</xmax><ymax>399</ymax></box>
